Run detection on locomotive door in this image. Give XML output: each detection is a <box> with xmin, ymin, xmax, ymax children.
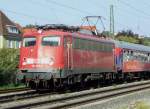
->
<box><xmin>64</xmin><ymin>36</ymin><xmax>73</xmax><ymax>70</ymax></box>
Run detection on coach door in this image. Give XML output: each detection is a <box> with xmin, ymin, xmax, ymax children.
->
<box><xmin>64</xmin><ymin>36</ymin><xmax>73</xmax><ymax>70</ymax></box>
<box><xmin>115</xmin><ymin>47</ymin><xmax>123</xmax><ymax>72</ymax></box>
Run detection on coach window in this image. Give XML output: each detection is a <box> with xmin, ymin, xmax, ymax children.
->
<box><xmin>42</xmin><ymin>36</ymin><xmax>60</xmax><ymax>46</ymax></box>
<box><xmin>131</xmin><ymin>51</ymin><xmax>133</xmax><ymax>55</ymax></box>
<box><xmin>23</xmin><ymin>37</ymin><xmax>36</xmax><ymax>47</ymax></box>
<box><xmin>148</xmin><ymin>53</ymin><xmax>150</xmax><ymax>62</ymax></box>
<box><xmin>123</xmin><ymin>50</ymin><xmax>128</xmax><ymax>61</ymax></box>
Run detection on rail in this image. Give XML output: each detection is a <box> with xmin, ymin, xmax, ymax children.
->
<box><xmin>1</xmin><ymin>80</ymin><xmax>150</xmax><ymax>109</ymax></box>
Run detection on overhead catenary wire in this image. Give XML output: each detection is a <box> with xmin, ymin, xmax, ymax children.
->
<box><xmin>28</xmin><ymin>0</ymin><xmax>98</xmax><ymax>26</ymax></box>
<box><xmin>0</xmin><ymin>8</ymin><xmax>51</xmax><ymax>23</ymax></box>
<box><xmin>29</xmin><ymin>0</ymin><xmax>61</xmax><ymax>24</ymax></box>
<box><xmin>114</xmin><ymin>6</ymin><xmax>147</xmax><ymax>35</ymax></box>
<box><xmin>117</xmin><ymin>0</ymin><xmax>150</xmax><ymax>35</ymax></box>
<box><xmin>118</xmin><ymin>0</ymin><xmax>150</xmax><ymax>19</ymax></box>
<box><xmin>29</xmin><ymin>0</ymin><xmax>108</xmax><ymax>31</ymax></box>
<box><xmin>1</xmin><ymin>0</ymin><xmax>130</xmax><ymax>33</ymax></box>
<box><xmin>44</xmin><ymin>0</ymin><xmax>93</xmax><ymax>15</ymax></box>
<box><xmin>1</xmin><ymin>0</ymin><xmax>148</xmax><ymax>36</ymax></box>
<box><xmin>44</xmin><ymin>0</ymin><xmax>132</xmax><ymax>31</ymax></box>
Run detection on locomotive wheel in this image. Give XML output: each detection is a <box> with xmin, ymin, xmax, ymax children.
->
<box><xmin>29</xmin><ymin>81</ymin><xmax>36</xmax><ymax>89</ymax></box>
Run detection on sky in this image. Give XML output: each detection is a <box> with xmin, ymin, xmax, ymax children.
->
<box><xmin>0</xmin><ymin>0</ymin><xmax>150</xmax><ymax>36</ymax></box>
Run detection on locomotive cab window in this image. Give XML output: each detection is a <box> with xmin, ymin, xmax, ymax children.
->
<box><xmin>42</xmin><ymin>36</ymin><xmax>60</xmax><ymax>46</ymax></box>
<box><xmin>23</xmin><ymin>37</ymin><xmax>36</xmax><ymax>47</ymax></box>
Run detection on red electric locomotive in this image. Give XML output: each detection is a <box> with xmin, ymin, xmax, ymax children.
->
<box><xmin>19</xmin><ymin>25</ymin><xmax>116</xmax><ymax>89</ymax></box>
<box><xmin>18</xmin><ymin>24</ymin><xmax>150</xmax><ymax>89</ymax></box>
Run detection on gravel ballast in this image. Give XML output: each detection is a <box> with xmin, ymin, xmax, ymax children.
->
<box><xmin>70</xmin><ymin>88</ymin><xmax>150</xmax><ymax>109</ymax></box>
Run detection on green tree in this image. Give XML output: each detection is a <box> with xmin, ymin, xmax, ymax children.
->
<box><xmin>116</xmin><ymin>35</ymin><xmax>140</xmax><ymax>44</ymax></box>
<box><xmin>139</xmin><ymin>37</ymin><xmax>150</xmax><ymax>46</ymax></box>
<box><xmin>116</xmin><ymin>30</ymin><xmax>140</xmax><ymax>44</ymax></box>
<box><xmin>0</xmin><ymin>48</ymin><xmax>19</xmax><ymax>85</ymax></box>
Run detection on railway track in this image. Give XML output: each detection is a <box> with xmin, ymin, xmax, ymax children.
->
<box><xmin>0</xmin><ymin>87</ymin><xmax>30</xmax><ymax>94</ymax></box>
<box><xmin>0</xmin><ymin>87</ymin><xmax>36</xmax><ymax>103</ymax></box>
<box><xmin>0</xmin><ymin>89</ymin><xmax>38</xmax><ymax>103</ymax></box>
<box><xmin>1</xmin><ymin>80</ymin><xmax>150</xmax><ymax>109</ymax></box>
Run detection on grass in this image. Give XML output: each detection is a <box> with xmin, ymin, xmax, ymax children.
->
<box><xmin>121</xmin><ymin>101</ymin><xmax>150</xmax><ymax>109</ymax></box>
<box><xmin>135</xmin><ymin>101</ymin><xmax>150</xmax><ymax>109</ymax></box>
<box><xmin>0</xmin><ymin>83</ymin><xmax>26</xmax><ymax>90</ymax></box>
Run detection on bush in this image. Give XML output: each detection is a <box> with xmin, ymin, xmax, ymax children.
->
<box><xmin>0</xmin><ymin>48</ymin><xmax>19</xmax><ymax>86</ymax></box>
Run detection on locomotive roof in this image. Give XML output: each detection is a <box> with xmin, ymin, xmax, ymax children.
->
<box><xmin>114</xmin><ymin>40</ymin><xmax>150</xmax><ymax>52</ymax></box>
<box><xmin>23</xmin><ymin>29</ymin><xmax>72</xmax><ymax>37</ymax></box>
<box><xmin>23</xmin><ymin>27</ymin><xmax>114</xmax><ymax>44</ymax></box>
<box><xmin>72</xmin><ymin>32</ymin><xmax>114</xmax><ymax>44</ymax></box>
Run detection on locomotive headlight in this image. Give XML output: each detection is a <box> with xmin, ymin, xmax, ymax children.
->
<box><xmin>23</xmin><ymin>58</ymin><xmax>34</xmax><ymax>65</ymax></box>
<box><xmin>22</xmin><ymin>62</ymin><xmax>26</xmax><ymax>65</ymax></box>
<box><xmin>26</xmin><ymin>58</ymin><xmax>34</xmax><ymax>64</ymax></box>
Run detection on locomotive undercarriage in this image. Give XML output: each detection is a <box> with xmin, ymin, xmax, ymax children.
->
<box><xmin>23</xmin><ymin>70</ymin><xmax>150</xmax><ymax>90</ymax></box>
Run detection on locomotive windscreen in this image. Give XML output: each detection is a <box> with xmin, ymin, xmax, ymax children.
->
<box><xmin>42</xmin><ymin>36</ymin><xmax>60</xmax><ymax>46</ymax></box>
<box><xmin>23</xmin><ymin>37</ymin><xmax>36</xmax><ymax>47</ymax></box>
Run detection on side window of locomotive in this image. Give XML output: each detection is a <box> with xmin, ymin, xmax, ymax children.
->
<box><xmin>101</xmin><ymin>43</ymin><xmax>105</xmax><ymax>51</ymax></box>
<box><xmin>81</xmin><ymin>39</ymin><xmax>86</xmax><ymax>50</ymax></box>
<box><xmin>109</xmin><ymin>45</ymin><xmax>113</xmax><ymax>52</ymax></box>
<box><xmin>74</xmin><ymin>38</ymin><xmax>79</xmax><ymax>49</ymax></box>
<box><xmin>64</xmin><ymin>38</ymin><xmax>67</xmax><ymax>48</ymax></box>
<box><xmin>42</xmin><ymin>36</ymin><xmax>60</xmax><ymax>46</ymax></box>
<box><xmin>95</xmin><ymin>42</ymin><xmax>98</xmax><ymax>51</ymax></box>
<box><xmin>23</xmin><ymin>37</ymin><xmax>36</xmax><ymax>47</ymax></box>
<box><xmin>73</xmin><ymin>38</ymin><xmax>78</xmax><ymax>49</ymax></box>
